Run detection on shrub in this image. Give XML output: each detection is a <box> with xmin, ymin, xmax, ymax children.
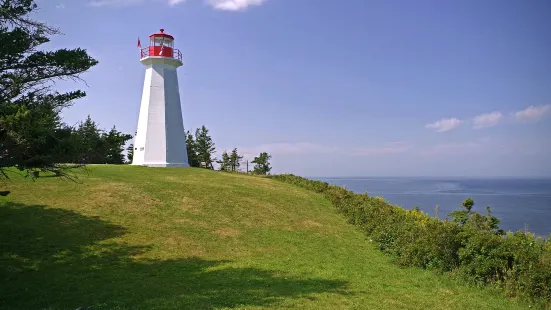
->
<box><xmin>268</xmin><ymin>174</ymin><xmax>551</xmax><ymax>308</ymax></box>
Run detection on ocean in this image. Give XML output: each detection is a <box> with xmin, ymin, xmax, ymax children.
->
<box><xmin>311</xmin><ymin>177</ymin><xmax>551</xmax><ymax>238</ymax></box>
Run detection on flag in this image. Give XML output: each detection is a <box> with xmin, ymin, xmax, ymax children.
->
<box><xmin>137</xmin><ymin>37</ymin><xmax>141</xmax><ymax>48</ymax></box>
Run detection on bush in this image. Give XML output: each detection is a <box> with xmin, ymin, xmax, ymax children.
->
<box><xmin>268</xmin><ymin>174</ymin><xmax>551</xmax><ymax>308</ymax></box>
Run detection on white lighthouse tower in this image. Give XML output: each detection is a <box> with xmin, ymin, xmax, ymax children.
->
<box><xmin>132</xmin><ymin>29</ymin><xmax>189</xmax><ymax>167</ymax></box>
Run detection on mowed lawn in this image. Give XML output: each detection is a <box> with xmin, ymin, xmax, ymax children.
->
<box><xmin>0</xmin><ymin>165</ymin><xmax>528</xmax><ymax>309</ymax></box>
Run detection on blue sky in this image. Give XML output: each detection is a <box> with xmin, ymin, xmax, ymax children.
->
<box><xmin>34</xmin><ymin>0</ymin><xmax>551</xmax><ymax>177</ymax></box>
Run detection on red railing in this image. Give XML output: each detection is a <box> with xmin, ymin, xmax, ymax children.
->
<box><xmin>140</xmin><ymin>47</ymin><xmax>183</xmax><ymax>62</ymax></box>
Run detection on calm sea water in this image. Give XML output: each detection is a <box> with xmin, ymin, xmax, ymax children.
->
<box><xmin>311</xmin><ymin>177</ymin><xmax>551</xmax><ymax>238</ymax></box>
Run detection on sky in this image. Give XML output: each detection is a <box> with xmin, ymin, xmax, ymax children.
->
<box><xmin>33</xmin><ymin>0</ymin><xmax>551</xmax><ymax>177</ymax></box>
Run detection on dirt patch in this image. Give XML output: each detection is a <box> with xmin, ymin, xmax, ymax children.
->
<box><xmin>174</xmin><ymin>217</ymin><xmax>210</xmax><ymax>229</ymax></box>
<box><xmin>83</xmin><ymin>182</ymin><xmax>132</xmax><ymax>205</ymax></box>
<box><xmin>154</xmin><ymin>234</ymin><xmax>205</xmax><ymax>257</ymax></box>
<box><xmin>175</xmin><ymin>218</ymin><xmax>194</xmax><ymax>224</ymax></box>
<box><xmin>214</xmin><ymin>227</ymin><xmax>241</xmax><ymax>238</ymax></box>
<box><xmin>180</xmin><ymin>197</ymin><xmax>203</xmax><ymax>214</ymax></box>
<box><xmin>301</xmin><ymin>220</ymin><xmax>323</xmax><ymax>228</ymax></box>
<box><xmin>439</xmin><ymin>288</ymin><xmax>456</xmax><ymax>295</ymax></box>
<box><xmin>165</xmin><ymin>176</ymin><xmax>183</xmax><ymax>182</ymax></box>
<box><xmin>89</xmin><ymin>182</ymin><xmax>128</xmax><ymax>192</ymax></box>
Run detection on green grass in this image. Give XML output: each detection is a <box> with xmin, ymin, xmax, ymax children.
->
<box><xmin>0</xmin><ymin>165</ymin><xmax>531</xmax><ymax>309</ymax></box>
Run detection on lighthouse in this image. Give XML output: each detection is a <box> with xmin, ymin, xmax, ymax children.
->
<box><xmin>132</xmin><ymin>29</ymin><xmax>190</xmax><ymax>167</ymax></box>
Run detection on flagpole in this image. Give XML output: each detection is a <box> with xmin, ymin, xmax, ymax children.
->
<box><xmin>137</xmin><ymin>37</ymin><xmax>142</xmax><ymax>58</ymax></box>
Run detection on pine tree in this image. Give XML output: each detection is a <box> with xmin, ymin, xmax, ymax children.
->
<box><xmin>216</xmin><ymin>150</ymin><xmax>231</xmax><ymax>171</ymax></box>
<box><xmin>185</xmin><ymin>130</ymin><xmax>200</xmax><ymax>167</ymax></box>
<box><xmin>103</xmin><ymin>126</ymin><xmax>132</xmax><ymax>164</ymax></box>
<box><xmin>229</xmin><ymin>148</ymin><xmax>243</xmax><ymax>171</ymax></box>
<box><xmin>251</xmin><ymin>152</ymin><xmax>272</xmax><ymax>175</ymax></box>
<box><xmin>72</xmin><ymin>117</ymin><xmax>132</xmax><ymax>164</ymax></box>
<box><xmin>194</xmin><ymin>125</ymin><xmax>216</xmax><ymax>169</ymax></box>
<box><xmin>75</xmin><ymin>115</ymin><xmax>104</xmax><ymax>164</ymax></box>
<box><xmin>0</xmin><ymin>0</ymin><xmax>98</xmax><ymax>179</ymax></box>
<box><xmin>126</xmin><ymin>144</ymin><xmax>134</xmax><ymax>163</ymax></box>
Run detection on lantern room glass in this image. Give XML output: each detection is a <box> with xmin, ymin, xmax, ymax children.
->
<box><xmin>150</xmin><ymin>37</ymin><xmax>173</xmax><ymax>48</ymax></box>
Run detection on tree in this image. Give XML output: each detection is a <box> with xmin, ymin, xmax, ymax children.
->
<box><xmin>0</xmin><ymin>0</ymin><xmax>98</xmax><ymax>179</ymax></box>
<box><xmin>69</xmin><ymin>116</ymin><xmax>131</xmax><ymax>164</ymax></box>
<box><xmin>185</xmin><ymin>130</ymin><xmax>200</xmax><ymax>167</ymax></box>
<box><xmin>126</xmin><ymin>144</ymin><xmax>134</xmax><ymax>163</ymax></box>
<box><xmin>194</xmin><ymin>125</ymin><xmax>215</xmax><ymax>169</ymax></box>
<box><xmin>229</xmin><ymin>148</ymin><xmax>243</xmax><ymax>172</ymax></box>
<box><xmin>448</xmin><ymin>197</ymin><xmax>474</xmax><ymax>226</ymax></box>
<box><xmin>103</xmin><ymin>126</ymin><xmax>132</xmax><ymax>164</ymax></box>
<box><xmin>126</xmin><ymin>131</ymin><xmax>136</xmax><ymax>164</ymax></box>
<box><xmin>74</xmin><ymin>115</ymin><xmax>104</xmax><ymax>164</ymax></box>
<box><xmin>251</xmin><ymin>152</ymin><xmax>272</xmax><ymax>175</ymax></box>
<box><xmin>216</xmin><ymin>150</ymin><xmax>231</xmax><ymax>171</ymax></box>
<box><xmin>448</xmin><ymin>197</ymin><xmax>504</xmax><ymax>235</ymax></box>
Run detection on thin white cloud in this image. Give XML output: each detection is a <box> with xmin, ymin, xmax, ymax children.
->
<box><xmin>87</xmin><ymin>0</ymin><xmax>265</xmax><ymax>9</ymax></box>
<box><xmin>421</xmin><ymin>141</ymin><xmax>484</xmax><ymax>156</ymax></box>
<box><xmin>168</xmin><ymin>0</ymin><xmax>186</xmax><ymax>5</ymax></box>
<box><xmin>420</xmin><ymin>137</ymin><xmax>492</xmax><ymax>156</ymax></box>
<box><xmin>514</xmin><ymin>104</ymin><xmax>551</xmax><ymax>122</ymax></box>
<box><xmin>238</xmin><ymin>142</ymin><xmax>337</xmax><ymax>157</ymax></box>
<box><xmin>207</xmin><ymin>0</ymin><xmax>266</xmax><ymax>11</ymax></box>
<box><xmin>56</xmin><ymin>3</ymin><xmax>66</xmax><ymax>8</ymax></box>
<box><xmin>87</xmin><ymin>0</ymin><xmax>143</xmax><ymax>7</ymax></box>
<box><xmin>472</xmin><ymin>111</ymin><xmax>503</xmax><ymax>129</ymax></box>
<box><xmin>222</xmin><ymin>142</ymin><xmax>409</xmax><ymax>160</ymax></box>
<box><xmin>349</xmin><ymin>142</ymin><xmax>410</xmax><ymax>156</ymax></box>
<box><xmin>425</xmin><ymin>118</ymin><xmax>462</xmax><ymax>132</ymax></box>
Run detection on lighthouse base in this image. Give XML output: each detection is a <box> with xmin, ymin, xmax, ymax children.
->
<box><xmin>132</xmin><ymin>162</ymin><xmax>190</xmax><ymax>168</ymax></box>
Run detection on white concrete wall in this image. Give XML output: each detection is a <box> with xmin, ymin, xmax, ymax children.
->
<box><xmin>164</xmin><ymin>67</ymin><xmax>189</xmax><ymax>165</ymax></box>
<box><xmin>132</xmin><ymin>56</ymin><xmax>189</xmax><ymax>167</ymax></box>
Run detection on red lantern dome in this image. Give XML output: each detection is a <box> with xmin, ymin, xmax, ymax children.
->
<box><xmin>139</xmin><ymin>28</ymin><xmax>182</xmax><ymax>62</ymax></box>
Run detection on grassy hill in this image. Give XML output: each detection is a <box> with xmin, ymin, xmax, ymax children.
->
<box><xmin>0</xmin><ymin>165</ymin><xmax>529</xmax><ymax>309</ymax></box>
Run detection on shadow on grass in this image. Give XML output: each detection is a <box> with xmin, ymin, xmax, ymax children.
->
<box><xmin>0</xmin><ymin>202</ymin><xmax>350</xmax><ymax>309</ymax></box>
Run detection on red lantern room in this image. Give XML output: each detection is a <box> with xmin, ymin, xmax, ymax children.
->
<box><xmin>139</xmin><ymin>29</ymin><xmax>182</xmax><ymax>62</ymax></box>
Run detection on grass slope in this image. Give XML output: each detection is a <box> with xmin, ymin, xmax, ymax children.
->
<box><xmin>0</xmin><ymin>165</ymin><xmax>528</xmax><ymax>310</ymax></box>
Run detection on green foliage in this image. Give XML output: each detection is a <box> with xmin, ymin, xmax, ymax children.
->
<box><xmin>269</xmin><ymin>174</ymin><xmax>551</xmax><ymax>307</ymax></box>
<box><xmin>73</xmin><ymin>115</ymin><xmax>103</xmax><ymax>163</ymax></box>
<box><xmin>216</xmin><ymin>150</ymin><xmax>231</xmax><ymax>171</ymax></box>
<box><xmin>229</xmin><ymin>148</ymin><xmax>243</xmax><ymax>172</ymax></box>
<box><xmin>185</xmin><ymin>130</ymin><xmax>200</xmax><ymax>167</ymax></box>
<box><xmin>103</xmin><ymin>126</ymin><xmax>133</xmax><ymax>164</ymax></box>
<box><xmin>251</xmin><ymin>152</ymin><xmax>272</xmax><ymax>175</ymax></box>
<box><xmin>126</xmin><ymin>144</ymin><xmax>134</xmax><ymax>163</ymax></box>
<box><xmin>0</xmin><ymin>0</ymin><xmax>98</xmax><ymax>179</ymax></box>
<box><xmin>449</xmin><ymin>198</ymin><xmax>504</xmax><ymax>235</ymax></box>
<box><xmin>67</xmin><ymin>115</ymin><xmax>132</xmax><ymax>164</ymax></box>
<box><xmin>194</xmin><ymin>125</ymin><xmax>216</xmax><ymax>169</ymax></box>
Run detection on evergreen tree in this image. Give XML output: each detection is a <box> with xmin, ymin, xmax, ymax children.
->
<box><xmin>251</xmin><ymin>152</ymin><xmax>272</xmax><ymax>175</ymax></box>
<box><xmin>51</xmin><ymin>124</ymin><xmax>80</xmax><ymax>164</ymax></box>
<box><xmin>70</xmin><ymin>116</ymin><xmax>132</xmax><ymax>164</ymax></box>
<box><xmin>126</xmin><ymin>144</ymin><xmax>134</xmax><ymax>163</ymax></box>
<box><xmin>0</xmin><ymin>0</ymin><xmax>98</xmax><ymax>179</ymax></box>
<box><xmin>103</xmin><ymin>126</ymin><xmax>132</xmax><ymax>164</ymax></box>
<box><xmin>229</xmin><ymin>148</ymin><xmax>243</xmax><ymax>171</ymax></box>
<box><xmin>194</xmin><ymin>125</ymin><xmax>216</xmax><ymax>169</ymax></box>
<box><xmin>185</xmin><ymin>130</ymin><xmax>200</xmax><ymax>167</ymax></box>
<box><xmin>216</xmin><ymin>150</ymin><xmax>231</xmax><ymax>171</ymax></box>
<box><xmin>75</xmin><ymin>115</ymin><xmax>104</xmax><ymax>164</ymax></box>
